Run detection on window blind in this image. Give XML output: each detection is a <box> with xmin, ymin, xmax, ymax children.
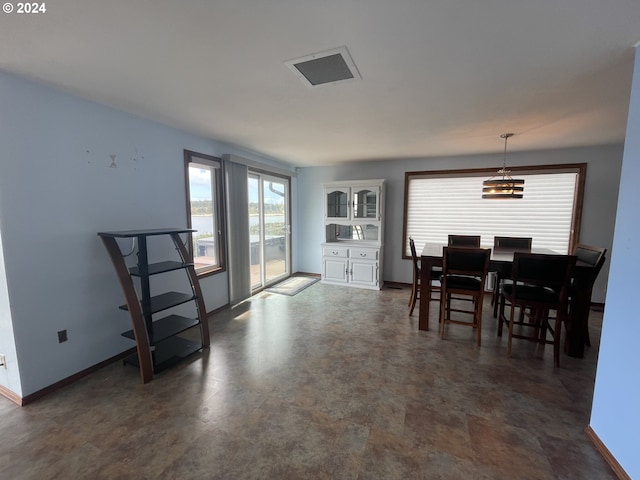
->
<box><xmin>406</xmin><ymin>172</ymin><xmax>578</xmax><ymax>255</ymax></box>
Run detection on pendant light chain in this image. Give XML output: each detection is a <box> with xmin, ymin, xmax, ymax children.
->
<box><xmin>499</xmin><ymin>133</ymin><xmax>513</xmax><ymax>176</ymax></box>
<box><xmin>482</xmin><ymin>132</ymin><xmax>524</xmax><ymax>199</ymax></box>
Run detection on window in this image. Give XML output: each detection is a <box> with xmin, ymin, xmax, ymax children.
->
<box><xmin>403</xmin><ymin>164</ymin><xmax>586</xmax><ymax>257</ymax></box>
<box><xmin>184</xmin><ymin>150</ymin><xmax>226</xmax><ymax>276</ymax></box>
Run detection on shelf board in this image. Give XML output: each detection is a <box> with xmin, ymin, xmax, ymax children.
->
<box><xmin>129</xmin><ymin>261</ymin><xmax>194</xmax><ymax>276</ymax></box>
<box><xmin>121</xmin><ymin>314</ymin><xmax>201</xmax><ymax>344</ymax></box>
<box><xmin>124</xmin><ymin>336</ymin><xmax>204</xmax><ymax>373</ymax></box>
<box><xmin>119</xmin><ymin>291</ymin><xmax>196</xmax><ymax>313</ymax></box>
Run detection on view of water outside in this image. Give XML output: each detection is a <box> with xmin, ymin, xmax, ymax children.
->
<box><xmin>188</xmin><ymin>170</ymin><xmax>288</xmax><ymax>283</ymax></box>
<box><xmin>190</xmin><ymin>215</ymin><xmax>286</xmax><ymax>235</ymax></box>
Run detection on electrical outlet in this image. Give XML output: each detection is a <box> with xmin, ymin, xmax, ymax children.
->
<box><xmin>0</xmin><ymin>354</ymin><xmax>6</xmax><ymax>368</ymax></box>
<box><xmin>57</xmin><ymin>330</ymin><xmax>68</xmax><ymax>343</ymax></box>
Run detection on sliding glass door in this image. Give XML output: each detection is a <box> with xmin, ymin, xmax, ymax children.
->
<box><xmin>248</xmin><ymin>172</ymin><xmax>290</xmax><ymax>290</ymax></box>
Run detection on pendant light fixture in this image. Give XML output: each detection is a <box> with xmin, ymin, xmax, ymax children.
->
<box><xmin>482</xmin><ymin>133</ymin><xmax>524</xmax><ymax>199</ymax></box>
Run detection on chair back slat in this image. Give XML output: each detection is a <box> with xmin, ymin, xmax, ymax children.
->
<box><xmin>409</xmin><ymin>236</ymin><xmax>418</xmax><ymax>260</ymax></box>
<box><xmin>409</xmin><ymin>237</ymin><xmax>420</xmax><ymax>277</ymax></box>
<box><xmin>448</xmin><ymin>235</ymin><xmax>481</xmax><ymax>247</ymax></box>
<box><xmin>493</xmin><ymin>236</ymin><xmax>532</xmax><ymax>250</ymax></box>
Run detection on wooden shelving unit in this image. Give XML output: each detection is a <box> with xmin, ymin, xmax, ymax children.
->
<box><xmin>98</xmin><ymin>228</ymin><xmax>210</xmax><ymax>383</ymax></box>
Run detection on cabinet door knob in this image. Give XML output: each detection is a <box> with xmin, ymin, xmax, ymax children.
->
<box><xmin>360</xmin><ymin>253</ymin><xmax>366</xmax><ymax>257</ymax></box>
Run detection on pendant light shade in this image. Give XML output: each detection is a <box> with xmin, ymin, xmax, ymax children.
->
<box><xmin>482</xmin><ymin>133</ymin><xmax>524</xmax><ymax>199</ymax></box>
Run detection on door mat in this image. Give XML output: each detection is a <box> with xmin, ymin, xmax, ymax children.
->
<box><xmin>265</xmin><ymin>276</ymin><xmax>319</xmax><ymax>296</ymax></box>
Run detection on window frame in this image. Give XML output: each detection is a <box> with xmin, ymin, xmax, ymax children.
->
<box><xmin>402</xmin><ymin>163</ymin><xmax>586</xmax><ymax>260</ymax></box>
<box><xmin>184</xmin><ymin>150</ymin><xmax>227</xmax><ymax>277</ymax></box>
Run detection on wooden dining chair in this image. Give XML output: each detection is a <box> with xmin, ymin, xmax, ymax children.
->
<box><xmin>491</xmin><ymin>236</ymin><xmax>533</xmax><ymax>317</ymax></box>
<box><xmin>497</xmin><ymin>252</ymin><xmax>576</xmax><ymax>367</ymax></box>
<box><xmin>447</xmin><ymin>235</ymin><xmax>481</xmax><ymax>247</ymax></box>
<box><xmin>447</xmin><ymin>235</ymin><xmax>482</xmax><ymax>309</ymax></box>
<box><xmin>570</xmin><ymin>244</ymin><xmax>607</xmax><ymax>346</ymax></box>
<box><xmin>439</xmin><ymin>247</ymin><xmax>491</xmax><ymax>346</ymax></box>
<box><xmin>408</xmin><ymin>237</ymin><xmax>441</xmax><ymax>316</ymax></box>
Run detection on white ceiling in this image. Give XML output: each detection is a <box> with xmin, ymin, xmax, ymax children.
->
<box><xmin>2</xmin><ymin>0</ymin><xmax>639</xmax><ymax>166</ymax></box>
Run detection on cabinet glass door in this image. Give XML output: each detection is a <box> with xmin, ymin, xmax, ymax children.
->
<box><xmin>326</xmin><ymin>188</ymin><xmax>350</xmax><ymax>219</ymax></box>
<box><xmin>353</xmin><ymin>187</ymin><xmax>378</xmax><ymax>219</ymax></box>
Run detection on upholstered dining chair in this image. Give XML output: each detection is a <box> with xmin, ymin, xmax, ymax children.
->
<box><xmin>439</xmin><ymin>247</ymin><xmax>491</xmax><ymax>346</ymax></box>
<box><xmin>448</xmin><ymin>235</ymin><xmax>481</xmax><ymax>247</ymax></box>
<box><xmin>491</xmin><ymin>236</ymin><xmax>533</xmax><ymax>317</ymax></box>
<box><xmin>497</xmin><ymin>252</ymin><xmax>576</xmax><ymax>367</ymax></box>
<box><xmin>408</xmin><ymin>237</ymin><xmax>441</xmax><ymax>316</ymax></box>
<box><xmin>571</xmin><ymin>244</ymin><xmax>607</xmax><ymax>346</ymax></box>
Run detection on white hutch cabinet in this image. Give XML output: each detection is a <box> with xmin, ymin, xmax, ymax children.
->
<box><xmin>321</xmin><ymin>179</ymin><xmax>385</xmax><ymax>290</ymax></box>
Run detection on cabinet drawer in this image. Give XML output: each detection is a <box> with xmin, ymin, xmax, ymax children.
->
<box><xmin>350</xmin><ymin>248</ymin><xmax>378</xmax><ymax>260</ymax></box>
<box><xmin>323</xmin><ymin>246</ymin><xmax>349</xmax><ymax>258</ymax></box>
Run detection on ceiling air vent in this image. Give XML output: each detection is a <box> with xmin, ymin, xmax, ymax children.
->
<box><xmin>285</xmin><ymin>46</ymin><xmax>361</xmax><ymax>88</ymax></box>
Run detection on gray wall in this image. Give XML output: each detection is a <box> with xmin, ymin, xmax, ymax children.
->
<box><xmin>296</xmin><ymin>145</ymin><xmax>623</xmax><ymax>304</ymax></box>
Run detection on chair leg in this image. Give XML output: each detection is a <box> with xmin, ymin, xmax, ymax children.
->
<box><xmin>520</xmin><ymin>307</ymin><xmax>527</xmax><ymax>323</ymax></box>
<box><xmin>507</xmin><ymin>303</ymin><xmax>516</xmax><ymax>356</ymax></box>
<box><xmin>553</xmin><ymin>316</ymin><xmax>562</xmax><ymax>368</ymax></box>
<box><xmin>475</xmin><ymin>293</ymin><xmax>483</xmax><ymax>346</ymax></box>
<box><xmin>409</xmin><ymin>285</ymin><xmax>417</xmax><ymax>316</ymax></box>
<box><xmin>408</xmin><ymin>278</ymin><xmax>416</xmax><ymax>307</ymax></box>
<box><xmin>408</xmin><ymin>272</ymin><xmax>420</xmax><ymax>315</ymax></box>
<box><xmin>537</xmin><ymin>308</ymin><xmax>550</xmax><ymax>344</ymax></box>
<box><xmin>533</xmin><ymin>308</ymin><xmax>547</xmax><ymax>345</ymax></box>
<box><xmin>497</xmin><ymin>293</ymin><xmax>506</xmax><ymax>337</ymax></box>
<box><xmin>490</xmin><ymin>279</ymin><xmax>496</xmax><ymax>306</ymax></box>
<box><xmin>492</xmin><ymin>283</ymin><xmax>500</xmax><ymax>318</ymax></box>
<box><xmin>439</xmin><ymin>292</ymin><xmax>447</xmax><ymax>338</ymax></box>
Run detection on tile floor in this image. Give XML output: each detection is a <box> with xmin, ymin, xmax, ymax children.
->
<box><xmin>0</xmin><ymin>283</ymin><xmax>616</xmax><ymax>479</ymax></box>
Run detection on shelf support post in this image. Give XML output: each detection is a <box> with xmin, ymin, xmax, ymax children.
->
<box><xmin>99</xmin><ymin>236</ymin><xmax>154</xmax><ymax>383</ymax></box>
<box><xmin>171</xmin><ymin>233</ymin><xmax>210</xmax><ymax>347</ymax></box>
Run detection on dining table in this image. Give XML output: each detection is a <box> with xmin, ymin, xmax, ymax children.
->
<box><xmin>418</xmin><ymin>242</ymin><xmax>597</xmax><ymax>358</ymax></box>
